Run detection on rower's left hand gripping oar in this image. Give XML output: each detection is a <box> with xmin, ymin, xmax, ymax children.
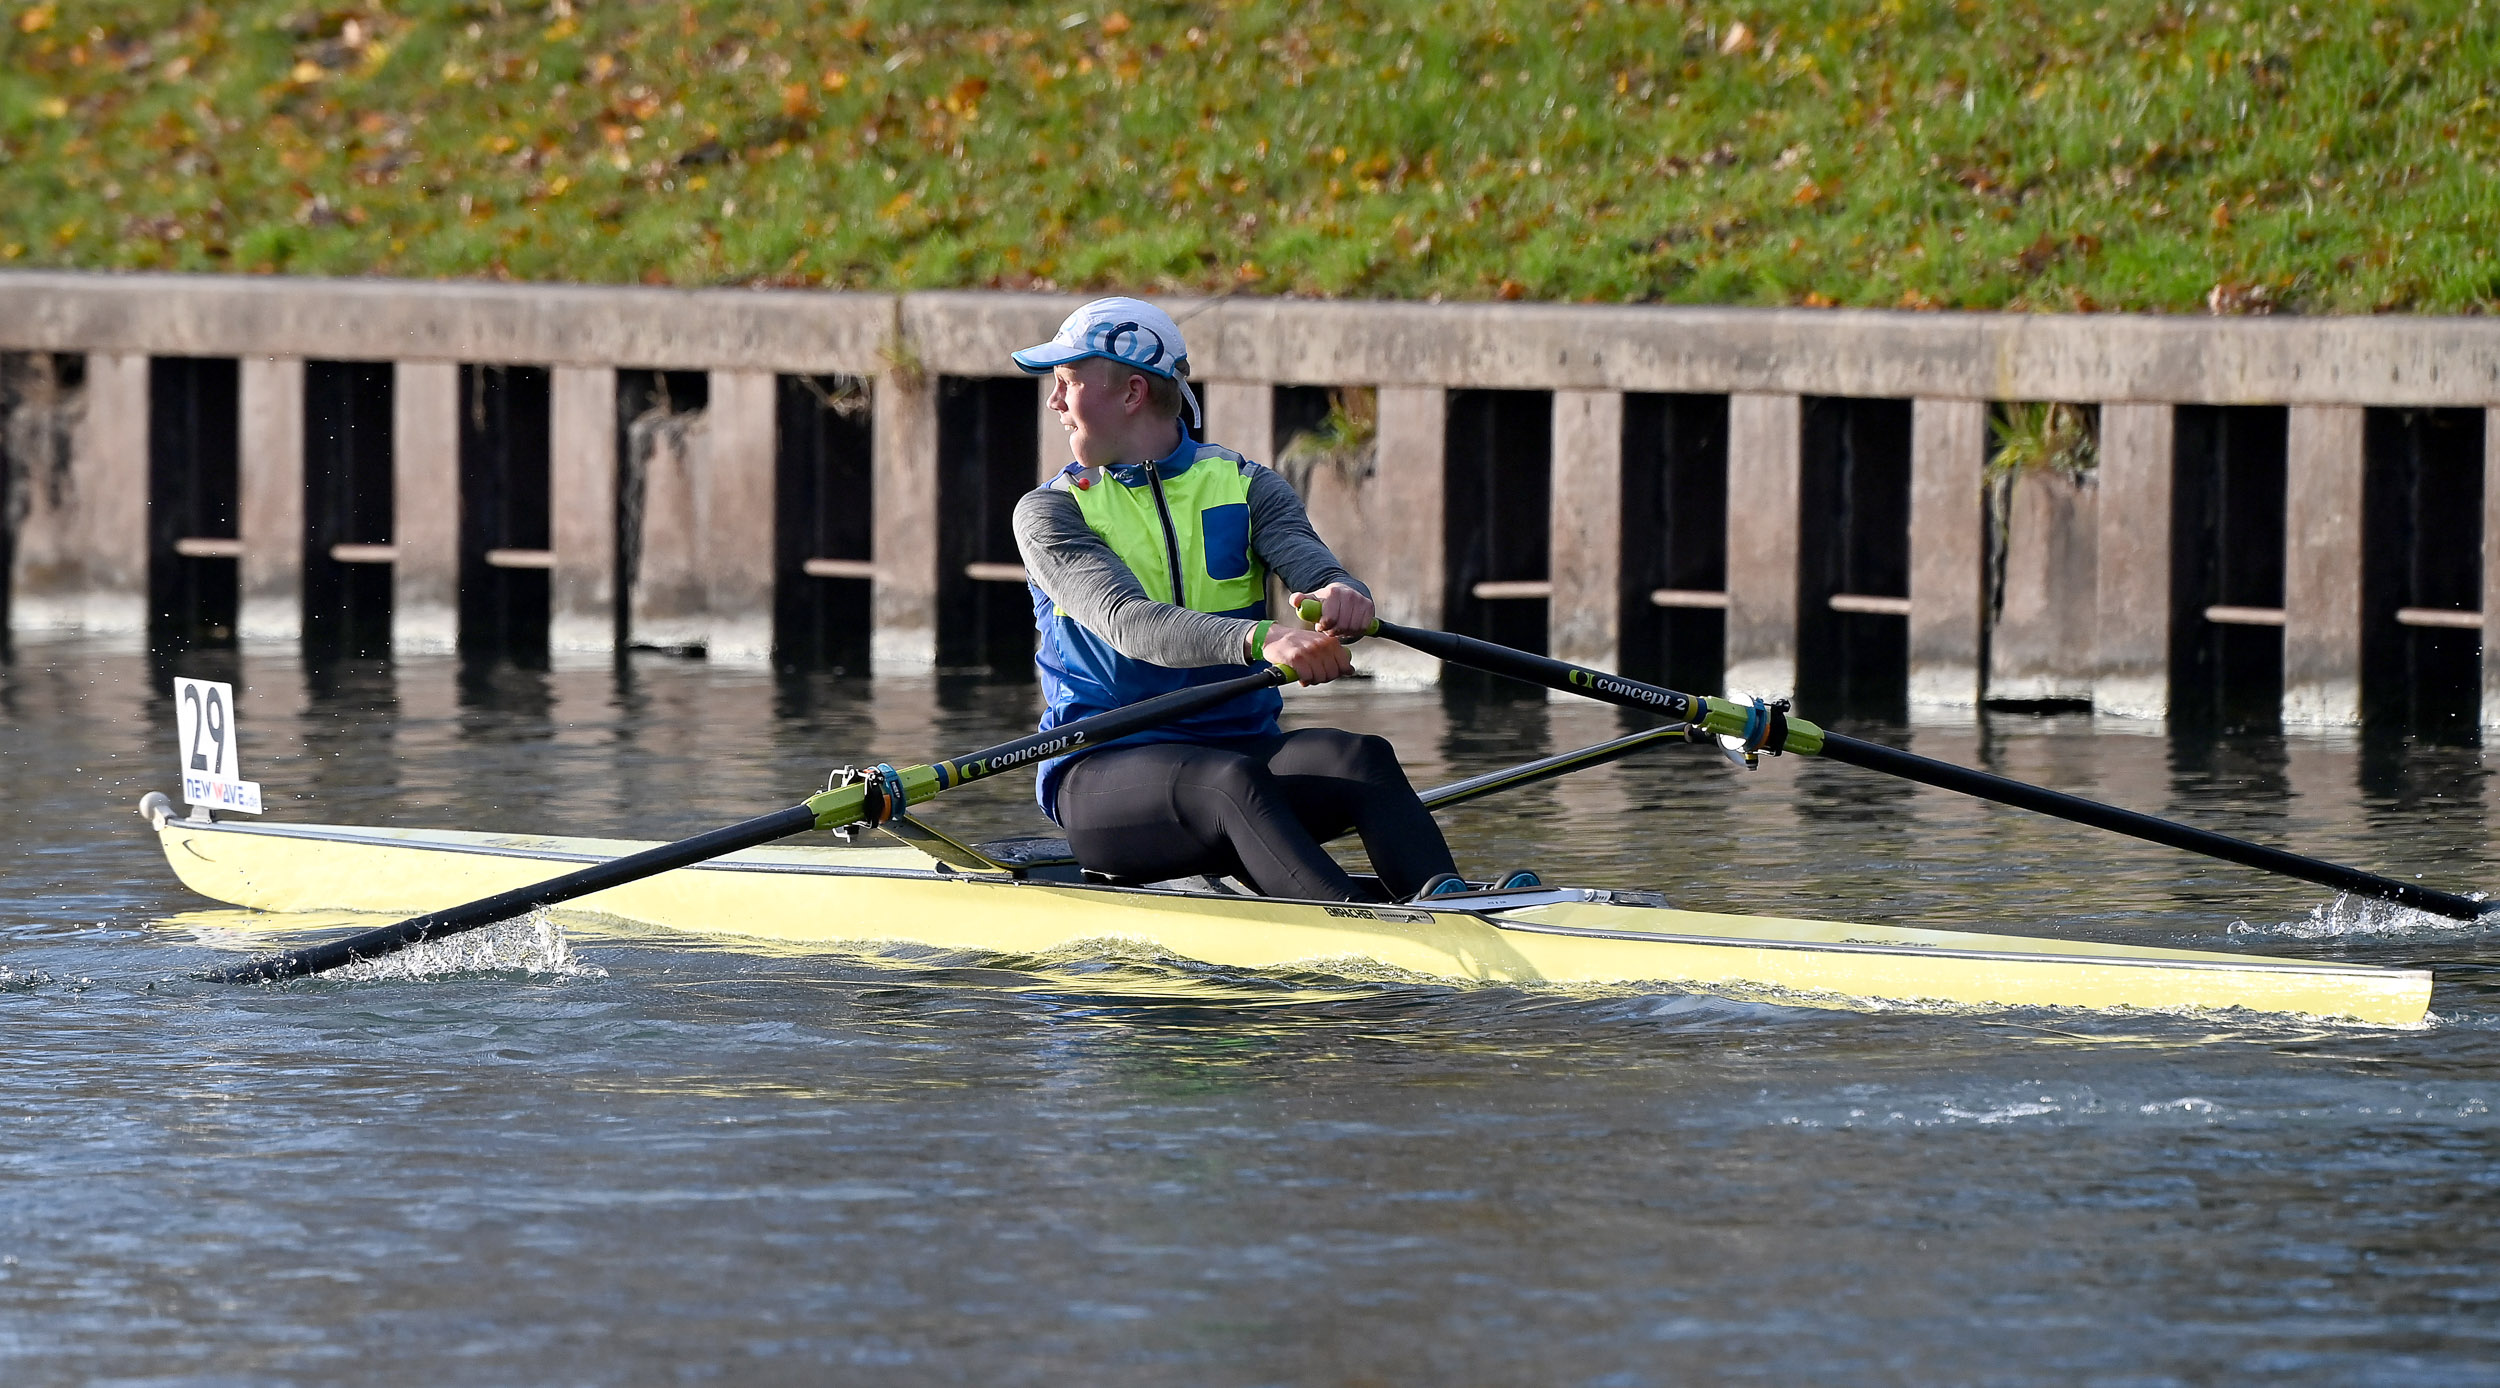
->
<box><xmin>1323</xmin><ymin>605</ymin><xmax>2492</xmax><ymax>924</ymax></box>
<box><xmin>206</xmin><ymin>663</ymin><xmax>1303</xmax><ymax>984</ymax></box>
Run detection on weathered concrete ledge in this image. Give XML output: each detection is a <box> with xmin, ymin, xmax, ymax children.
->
<box><xmin>4</xmin><ymin>271</ymin><xmax>2499</xmax><ymax>406</ymax></box>
<box><xmin>4</xmin><ymin>271</ymin><xmax>2496</xmax><ymax>731</ymax></box>
<box><xmin>0</xmin><ymin>272</ymin><xmax>895</xmax><ymax>376</ymax></box>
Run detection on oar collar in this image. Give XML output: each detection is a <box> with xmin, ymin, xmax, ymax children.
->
<box><xmin>1715</xmin><ymin>697</ymin><xmax>1788</xmax><ymax>770</ymax></box>
<box><xmin>823</xmin><ymin>763</ymin><xmax>909</xmax><ymax>840</ymax></box>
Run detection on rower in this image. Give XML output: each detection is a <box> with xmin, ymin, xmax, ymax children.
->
<box><xmin>1010</xmin><ymin>297</ymin><xmax>1487</xmax><ymax>903</ymax></box>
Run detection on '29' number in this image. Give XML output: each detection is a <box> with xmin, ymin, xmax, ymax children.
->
<box><xmin>180</xmin><ymin>682</ymin><xmax>230</xmax><ymax>777</ymax></box>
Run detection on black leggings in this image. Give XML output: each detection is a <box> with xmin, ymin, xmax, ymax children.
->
<box><xmin>1054</xmin><ymin>729</ymin><xmax>1458</xmax><ymax>902</ymax></box>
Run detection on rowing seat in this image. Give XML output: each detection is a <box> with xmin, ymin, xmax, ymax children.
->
<box><xmin>971</xmin><ymin>837</ymin><xmax>1082</xmax><ymax>880</ymax></box>
<box><xmin>970</xmin><ymin>838</ymin><xmax>1265</xmax><ymax>894</ymax></box>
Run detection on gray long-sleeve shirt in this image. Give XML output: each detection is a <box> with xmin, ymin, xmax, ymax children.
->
<box><xmin>1013</xmin><ymin>462</ymin><xmax>1368</xmax><ymax>667</ymax></box>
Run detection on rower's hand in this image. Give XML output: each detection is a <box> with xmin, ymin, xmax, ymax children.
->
<box><xmin>1291</xmin><ymin>583</ymin><xmax>1375</xmax><ymax>642</ymax></box>
<box><xmin>1265</xmin><ymin>627</ymin><xmax>1353</xmax><ymax>685</ymax></box>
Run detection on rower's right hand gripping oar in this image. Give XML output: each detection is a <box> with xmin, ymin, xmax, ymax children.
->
<box><xmin>207</xmin><ymin>662</ymin><xmax>1303</xmax><ymax>983</ymax></box>
<box><xmin>1319</xmin><ymin>604</ymin><xmax>2491</xmax><ymax>923</ymax></box>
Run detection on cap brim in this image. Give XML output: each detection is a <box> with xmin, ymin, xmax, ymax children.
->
<box><xmin>1010</xmin><ymin>343</ymin><xmax>1089</xmax><ymax>374</ymax></box>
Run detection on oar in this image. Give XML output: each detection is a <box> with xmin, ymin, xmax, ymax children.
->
<box><xmin>210</xmin><ymin>664</ymin><xmax>1303</xmax><ymax>983</ymax></box>
<box><xmin>1341</xmin><ymin>612</ymin><xmax>2490</xmax><ymax>922</ymax></box>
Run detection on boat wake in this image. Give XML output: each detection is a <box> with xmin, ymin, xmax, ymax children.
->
<box><xmin>895</xmin><ymin>938</ymin><xmax>1858</xmax><ymax>1028</ymax></box>
<box><xmin>325</xmin><ymin>911</ymin><xmax>607</xmax><ymax>983</ymax></box>
<box><xmin>2228</xmin><ymin>892</ymin><xmax>2488</xmax><ymax>943</ymax></box>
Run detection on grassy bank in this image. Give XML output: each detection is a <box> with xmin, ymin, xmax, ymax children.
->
<box><xmin>1</xmin><ymin>0</ymin><xmax>2494</xmax><ymax>311</ymax></box>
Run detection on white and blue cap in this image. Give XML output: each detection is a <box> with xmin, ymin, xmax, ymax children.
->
<box><xmin>1011</xmin><ymin>296</ymin><xmax>1200</xmax><ymax>427</ymax></box>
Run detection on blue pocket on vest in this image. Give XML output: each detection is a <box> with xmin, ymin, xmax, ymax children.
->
<box><xmin>1201</xmin><ymin>503</ymin><xmax>1251</xmax><ymax>581</ymax></box>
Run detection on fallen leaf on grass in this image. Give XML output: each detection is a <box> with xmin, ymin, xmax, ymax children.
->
<box><xmin>2206</xmin><ymin>279</ymin><xmax>2275</xmax><ymax>314</ymax></box>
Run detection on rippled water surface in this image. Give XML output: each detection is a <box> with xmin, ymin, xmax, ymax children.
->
<box><xmin>3</xmin><ymin>638</ymin><xmax>2497</xmax><ymax>1386</ymax></box>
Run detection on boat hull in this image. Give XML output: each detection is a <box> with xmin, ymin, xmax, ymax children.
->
<box><xmin>151</xmin><ymin>816</ymin><xmax>2433</xmax><ymax>1025</ymax></box>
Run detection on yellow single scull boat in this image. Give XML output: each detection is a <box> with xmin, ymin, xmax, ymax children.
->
<box><xmin>144</xmin><ymin>798</ymin><xmax>2433</xmax><ymax>1025</ymax></box>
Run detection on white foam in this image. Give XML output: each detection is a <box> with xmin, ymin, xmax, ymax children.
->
<box><xmin>2138</xmin><ymin>1096</ymin><xmax>2217</xmax><ymax>1115</ymax></box>
<box><xmin>326</xmin><ymin>911</ymin><xmax>606</xmax><ymax>983</ymax></box>
<box><xmin>2228</xmin><ymin>891</ymin><xmax>2486</xmax><ymax>942</ymax></box>
<box><xmin>1936</xmin><ymin>1100</ymin><xmax>2061</xmax><ymax>1124</ymax></box>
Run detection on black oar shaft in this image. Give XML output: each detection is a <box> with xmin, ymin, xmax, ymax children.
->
<box><xmin>1369</xmin><ymin>617</ymin><xmax>2489</xmax><ymax>923</ymax></box>
<box><xmin>214</xmin><ymin>665</ymin><xmax>1296</xmax><ymax>983</ymax></box>
<box><xmin>1818</xmin><ymin>732</ymin><xmax>2486</xmax><ymax>921</ymax></box>
<box><xmin>1375</xmin><ymin>619</ymin><xmax>1701</xmax><ymax>721</ymax></box>
<box><xmin>208</xmin><ymin>805</ymin><xmax>824</xmax><ymax>983</ymax></box>
<box><xmin>928</xmin><ymin>665</ymin><xmax>1296</xmax><ymax>790</ymax></box>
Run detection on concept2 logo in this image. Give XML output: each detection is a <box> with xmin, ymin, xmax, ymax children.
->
<box><xmin>1090</xmin><ymin>321</ymin><xmax>1166</xmax><ymax>369</ymax></box>
<box><xmin>948</xmin><ymin>729</ymin><xmax>1088</xmax><ymax>783</ymax></box>
<box><xmin>1566</xmin><ymin>668</ymin><xmax>1687</xmax><ymax>714</ymax></box>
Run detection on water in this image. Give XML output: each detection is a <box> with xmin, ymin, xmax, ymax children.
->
<box><xmin>3</xmin><ymin>638</ymin><xmax>2497</xmax><ymax>1386</ymax></box>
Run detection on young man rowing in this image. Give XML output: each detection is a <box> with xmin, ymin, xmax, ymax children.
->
<box><xmin>1010</xmin><ymin>297</ymin><xmax>1481</xmax><ymax>903</ymax></box>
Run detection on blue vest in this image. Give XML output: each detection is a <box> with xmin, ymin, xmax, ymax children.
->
<box><xmin>1030</xmin><ymin>432</ymin><xmax>1279</xmax><ymax>821</ymax></box>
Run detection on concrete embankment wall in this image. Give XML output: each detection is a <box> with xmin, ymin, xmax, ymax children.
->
<box><xmin>3</xmin><ymin>270</ymin><xmax>2496</xmax><ymax>730</ymax></box>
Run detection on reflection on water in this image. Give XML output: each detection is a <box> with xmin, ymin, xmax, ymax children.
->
<box><xmin>3</xmin><ymin>637</ymin><xmax>2497</xmax><ymax>1384</ymax></box>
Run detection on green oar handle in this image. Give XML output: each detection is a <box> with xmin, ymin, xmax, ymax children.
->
<box><xmin>1358</xmin><ymin>614</ymin><xmax>2490</xmax><ymax>924</ymax></box>
<box><xmin>211</xmin><ymin>664</ymin><xmax>1299</xmax><ymax>984</ymax></box>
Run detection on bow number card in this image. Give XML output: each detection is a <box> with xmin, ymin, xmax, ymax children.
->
<box><xmin>173</xmin><ymin>677</ymin><xmax>263</xmax><ymax>815</ymax></box>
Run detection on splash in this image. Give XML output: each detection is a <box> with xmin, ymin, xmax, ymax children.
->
<box><xmin>1936</xmin><ymin>1100</ymin><xmax>2063</xmax><ymax>1124</ymax></box>
<box><xmin>324</xmin><ymin>911</ymin><xmax>606</xmax><ymax>983</ymax></box>
<box><xmin>2227</xmin><ymin>892</ymin><xmax>2487</xmax><ymax>942</ymax></box>
<box><xmin>2139</xmin><ymin>1096</ymin><xmax>2217</xmax><ymax>1115</ymax></box>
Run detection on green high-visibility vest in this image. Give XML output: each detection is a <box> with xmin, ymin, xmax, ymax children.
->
<box><xmin>1050</xmin><ymin>443</ymin><xmax>1267</xmax><ymax>617</ymax></box>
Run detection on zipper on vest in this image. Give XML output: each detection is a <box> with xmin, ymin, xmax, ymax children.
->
<box><xmin>1145</xmin><ymin>466</ymin><xmax>1188</xmax><ymax>604</ymax></box>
